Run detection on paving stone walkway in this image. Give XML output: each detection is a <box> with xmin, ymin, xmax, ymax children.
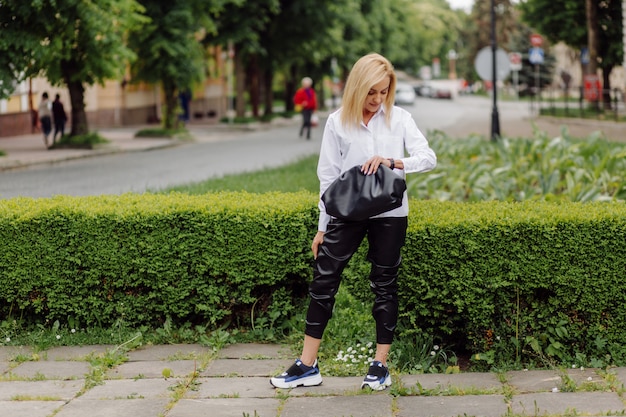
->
<box><xmin>1</xmin><ymin>343</ymin><xmax>626</xmax><ymax>417</ymax></box>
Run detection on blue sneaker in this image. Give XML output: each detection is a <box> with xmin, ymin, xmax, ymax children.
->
<box><xmin>361</xmin><ymin>361</ymin><xmax>391</xmax><ymax>390</ymax></box>
<box><xmin>270</xmin><ymin>359</ymin><xmax>323</xmax><ymax>389</ymax></box>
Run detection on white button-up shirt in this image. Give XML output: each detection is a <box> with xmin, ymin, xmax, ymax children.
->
<box><xmin>317</xmin><ymin>105</ymin><xmax>437</xmax><ymax>232</ymax></box>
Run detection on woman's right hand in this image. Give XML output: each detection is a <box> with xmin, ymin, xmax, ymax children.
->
<box><xmin>311</xmin><ymin>231</ymin><xmax>325</xmax><ymax>259</ymax></box>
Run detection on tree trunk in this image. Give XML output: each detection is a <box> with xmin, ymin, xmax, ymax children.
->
<box><xmin>247</xmin><ymin>54</ymin><xmax>260</xmax><ymax>118</ymax></box>
<box><xmin>585</xmin><ymin>0</ymin><xmax>599</xmax><ymax>75</ymax></box>
<box><xmin>263</xmin><ymin>68</ymin><xmax>274</xmax><ymax>117</ymax></box>
<box><xmin>162</xmin><ymin>79</ymin><xmax>179</xmax><ymax>130</ymax></box>
<box><xmin>602</xmin><ymin>65</ymin><xmax>613</xmax><ymax>110</ymax></box>
<box><xmin>66</xmin><ymin>80</ymin><xmax>88</xmax><ymax>136</ymax></box>
<box><xmin>234</xmin><ymin>45</ymin><xmax>246</xmax><ymax>118</ymax></box>
<box><xmin>62</xmin><ymin>60</ymin><xmax>89</xmax><ymax>136</ymax></box>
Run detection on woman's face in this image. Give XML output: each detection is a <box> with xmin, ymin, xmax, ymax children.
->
<box><xmin>363</xmin><ymin>77</ymin><xmax>390</xmax><ymax>114</ymax></box>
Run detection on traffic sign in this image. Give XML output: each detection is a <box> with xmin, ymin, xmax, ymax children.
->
<box><xmin>474</xmin><ymin>46</ymin><xmax>511</xmax><ymax>81</ymax></box>
<box><xmin>528</xmin><ymin>47</ymin><xmax>544</xmax><ymax>65</ymax></box>
<box><xmin>509</xmin><ymin>52</ymin><xmax>522</xmax><ymax>71</ymax></box>
<box><xmin>530</xmin><ymin>34</ymin><xmax>543</xmax><ymax>47</ymax></box>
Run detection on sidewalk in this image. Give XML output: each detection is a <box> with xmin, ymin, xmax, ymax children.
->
<box><xmin>1</xmin><ymin>342</ymin><xmax>625</xmax><ymax>417</ymax></box>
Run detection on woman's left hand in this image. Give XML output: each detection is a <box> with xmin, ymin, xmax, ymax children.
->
<box><xmin>361</xmin><ymin>156</ymin><xmax>391</xmax><ymax>175</ymax></box>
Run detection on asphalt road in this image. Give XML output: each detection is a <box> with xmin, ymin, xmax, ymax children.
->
<box><xmin>0</xmin><ymin>95</ymin><xmax>531</xmax><ymax>199</ymax></box>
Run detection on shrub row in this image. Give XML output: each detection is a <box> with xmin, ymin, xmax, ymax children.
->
<box><xmin>1</xmin><ymin>193</ymin><xmax>626</xmax><ymax>362</ymax></box>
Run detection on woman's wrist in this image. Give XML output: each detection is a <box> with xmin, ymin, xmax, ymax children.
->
<box><xmin>387</xmin><ymin>158</ymin><xmax>395</xmax><ymax>170</ymax></box>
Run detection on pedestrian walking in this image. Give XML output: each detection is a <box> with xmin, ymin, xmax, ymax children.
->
<box><xmin>293</xmin><ymin>77</ymin><xmax>318</xmax><ymax>139</ymax></box>
<box><xmin>38</xmin><ymin>92</ymin><xmax>52</xmax><ymax>148</ymax></box>
<box><xmin>270</xmin><ymin>53</ymin><xmax>437</xmax><ymax>391</ymax></box>
<box><xmin>52</xmin><ymin>94</ymin><xmax>68</xmax><ymax>144</ymax></box>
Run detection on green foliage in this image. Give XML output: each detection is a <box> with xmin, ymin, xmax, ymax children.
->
<box><xmin>163</xmin><ymin>155</ymin><xmax>319</xmax><ymax>194</ymax></box>
<box><xmin>135</xmin><ymin>128</ymin><xmax>192</xmax><ymax>140</ymax></box>
<box><xmin>412</xmin><ymin>130</ymin><xmax>626</xmax><ymax>202</ymax></box>
<box><xmin>0</xmin><ymin>192</ymin><xmax>317</xmax><ymax>330</ymax></box>
<box><xmin>50</xmin><ymin>132</ymin><xmax>110</xmax><ymax>149</ymax></box>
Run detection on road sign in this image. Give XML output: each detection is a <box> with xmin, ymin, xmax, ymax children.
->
<box><xmin>584</xmin><ymin>74</ymin><xmax>601</xmax><ymax>102</ymax></box>
<box><xmin>509</xmin><ymin>52</ymin><xmax>522</xmax><ymax>71</ymax></box>
<box><xmin>581</xmin><ymin>47</ymin><xmax>590</xmax><ymax>64</ymax></box>
<box><xmin>528</xmin><ymin>47</ymin><xmax>544</xmax><ymax>65</ymax></box>
<box><xmin>530</xmin><ymin>34</ymin><xmax>543</xmax><ymax>47</ymax></box>
<box><xmin>474</xmin><ymin>46</ymin><xmax>511</xmax><ymax>81</ymax></box>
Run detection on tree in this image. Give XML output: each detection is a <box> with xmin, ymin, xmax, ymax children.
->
<box><xmin>0</xmin><ymin>0</ymin><xmax>145</xmax><ymax>136</ymax></box>
<box><xmin>129</xmin><ymin>0</ymin><xmax>226</xmax><ymax>129</ymax></box>
<box><xmin>519</xmin><ymin>0</ymin><xmax>623</xmax><ymax>106</ymax></box>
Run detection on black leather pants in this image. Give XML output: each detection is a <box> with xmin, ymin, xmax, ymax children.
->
<box><xmin>304</xmin><ymin>216</ymin><xmax>408</xmax><ymax>344</ymax></box>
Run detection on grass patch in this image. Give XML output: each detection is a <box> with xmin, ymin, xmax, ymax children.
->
<box><xmin>50</xmin><ymin>132</ymin><xmax>109</xmax><ymax>149</ymax></box>
<box><xmin>135</xmin><ymin>127</ymin><xmax>192</xmax><ymax>140</ymax></box>
<box><xmin>539</xmin><ymin>106</ymin><xmax>626</xmax><ymax>122</ymax></box>
<box><xmin>163</xmin><ymin>154</ymin><xmax>319</xmax><ymax>194</ymax></box>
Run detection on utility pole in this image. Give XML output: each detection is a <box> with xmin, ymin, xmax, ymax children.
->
<box><xmin>490</xmin><ymin>0</ymin><xmax>500</xmax><ymax>141</ymax></box>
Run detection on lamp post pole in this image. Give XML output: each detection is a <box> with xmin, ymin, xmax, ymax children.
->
<box><xmin>490</xmin><ymin>0</ymin><xmax>500</xmax><ymax>141</ymax></box>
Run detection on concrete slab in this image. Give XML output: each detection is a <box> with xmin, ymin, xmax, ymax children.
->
<box><xmin>281</xmin><ymin>376</ymin><xmax>364</xmax><ymax>397</ymax></box>
<box><xmin>0</xmin><ymin>400</ymin><xmax>66</xmax><ymax>417</ymax></box>
<box><xmin>400</xmin><ymin>372</ymin><xmax>503</xmax><ymax>394</ymax></box>
<box><xmin>126</xmin><ymin>344</ymin><xmax>209</xmax><ymax>361</ymax></box>
<box><xmin>0</xmin><ymin>380</ymin><xmax>83</xmax><ymax>400</ymax></box>
<box><xmin>79</xmin><ymin>378</ymin><xmax>179</xmax><ymax>400</ymax></box>
<box><xmin>0</xmin><ymin>346</ymin><xmax>34</xmax><ymax>361</ymax></box>
<box><xmin>107</xmin><ymin>359</ymin><xmax>199</xmax><ymax>379</ymax></box>
<box><xmin>564</xmin><ymin>367</ymin><xmax>608</xmax><ymax>389</ymax></box>
<box><xmin>168</xmin><ymin>398</ymin><xmax>280</xmax><ymax>417</ymax></box>
<box><xmin>219</xmin><ymin>343</ymin><xmax>293</xmax><ymax>359</ymax></box>
<box><xmin>609</xmin><ymin>367</ymin><xmax>626</xmax><ymax>388</ymax></box>
<box><xmin>188</xmin><ymin>377</ymin><xmax>278</xmax><ymax>399</ymax></box>
<box><xmin>282</xmin><ymin>395</ymin><xmax>393</xmax><ymax>417</ymax></box>
<box><xmin>506</xmin><ymin>369</ymin><xmax>560</xmax><ymax>393</ymax></box>
<box><xmin>202</xmin><ymin>358</ymin><xmax>291</xmax><ymax>377</ymax></box>
<box><xmin>42</xmin><ymin>345</ymin><xmax>115</xmax><ymax>361</ymax></box>
<box><xmin>396</xmin><ymin>395</ymin><xmax>507</xmax><ymax>417</ymax></box>
<box><xmin>0</xmin><ymin>360</ymin><xmax>10</xmax><ymax>374</ymax></box>
<box><xmin>54</xmin><ymin>398</ymin><xmax>170</xmax><ymax>417</ymax></box>
<box><xmin>510</xmin><ymin>392</ymin><xmax>625</xmax><ymax>415</ymax></box>
<box><xmin>10</xmin><ymin>361</ymin><xmax>90</xmax><ymax>380</ymax></box>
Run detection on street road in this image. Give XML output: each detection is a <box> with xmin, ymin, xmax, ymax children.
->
<box><xmin>0</xmin><ymin>95</ymin><xmax>531</xmax><ymax>199</ymax></box>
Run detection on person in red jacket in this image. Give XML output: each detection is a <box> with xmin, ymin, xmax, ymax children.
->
<box><xmin>293</xmin><ymin>77</ymin><xmax>318</xmax><ymax>139</ymax></box>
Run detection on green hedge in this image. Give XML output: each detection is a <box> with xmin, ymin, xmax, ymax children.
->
<box><xmin>0</xmin><ymin>192</ymin><xmax>317</xmax><ymax>328</ymax></box>
<box><xmin>342</xmin><ymin>200</ymin><xmax>626</xmax><ymax>362</ymax></box>
<box><xmin>1</xmin><ymin>194</ymin><xmax>626</xmax><ymax>362</ymax></box>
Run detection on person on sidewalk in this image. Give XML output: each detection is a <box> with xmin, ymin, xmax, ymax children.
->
<box><xmin>52</xmin><ymin>94</ymin><xmax>68</xmax><ymax>144</ymax></box>
<box><xmin>270</xmin><ymin>53</ymin><xmax>437</xmax><ymax>391</ymax></box>
<box><xmin>38</xmin><ymin>92</ymin><xmax>52</xmax><ymax>148</ymax></box>
<box><xmin>293</xmin><ymin>77</ymin><xmax>318</xmax><ymax>140</ymax></box>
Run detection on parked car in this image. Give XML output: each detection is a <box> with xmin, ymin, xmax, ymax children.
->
<box><xmin>432</xmin><ymin>87</ymin><xmax>452</xmax><ymax>99</ymax></box>
<box><xmin>414</xmin><ymin>83</ymin><xmax>433</xmax><ymax>97</ymax></box>
<box><xmin>395</xmin><ymin>82</ymin><xmax>416</xmax><ymax>105</ymax></box>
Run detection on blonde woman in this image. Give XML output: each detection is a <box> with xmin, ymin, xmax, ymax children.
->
<box><xmin>271</xmin><ymin>53</ymin><xmax>436</xmax><ymax>390</ymax></box>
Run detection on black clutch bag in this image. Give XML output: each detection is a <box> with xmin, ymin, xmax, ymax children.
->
<box><xmin>321</xmin><ymin>164</ymin><xmax>407</xmax><ymax>221</ymax></box>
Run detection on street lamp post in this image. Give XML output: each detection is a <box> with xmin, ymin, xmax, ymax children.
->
<box><xmin>490</xmin><ymin>0</ymin><xmax>500</xmax><ymax>141</ymax></box>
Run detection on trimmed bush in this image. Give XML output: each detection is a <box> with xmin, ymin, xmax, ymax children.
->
<box><xmin>2</xmin><ymin>193</ymin><xmax>626</xmax><ymax>364</ymax></box>
<box><xmin>0</xmin><ymin>192</ymin><xmax>317</xmax><ymax>329</ymax></box>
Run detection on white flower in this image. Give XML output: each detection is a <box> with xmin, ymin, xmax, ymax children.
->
<box><xmin>360</xmin><ymin>346</ymin><xmax>366</xmax><ymax>351</ymax></box>
<box><xmin>572</xmin><ymin>364</ymin><xmax>577</xmax><ymax>369</ymax></box>
<box><xmin>552</xmin><ymin>387</ymin><xmax>559</xmax><ymax>393</ymax></box>
<box><xmin>5</xmin><ymin>337</ymin><xmax>10</xmax><ymax>342</ymax></box>
<box><xmin>433</xmin><ymin>345</ymin><xmax>440</xmax><ymax>351</ymax></box>
<box><xmin>366</xmin><ymin>342</ymin><xmax>373</xmax><ymax>348</ymax></box>
<box><xmin>71</xmin><ymin>329</ymin><xmax>76</xmax><ymax>334</ymax></box>
<box><xmin>56</xmin><ymin>335</ymin><xmax>61</xmax><ymax>340</ymax></box>
<box><xmin>347</xmin><ymin>347</ymin><xmax>353</xmax><ymax>353</ymax></box>
<box><xmin>430</xmin><ymin>351</ymin><xmax>436</xmax><ymax>356</ymax></box>
<box><xmin>580</xmin><ymin>367</ymin><xmax>585</xmax><ymax>371</ymax></box>
<box><xmin>587</xmin><ymin>377</ymin><xmax>592</xmax><ymax>381</ymax></box>
<box><xmin>356</xmin><ymin>343</ymin><xmax>361</xmax><ymax>348</ymax></box>
<box><xmin>496</xmin><ymin>336</ymin><xmax>501</xmax><ymax>341</ymax></box>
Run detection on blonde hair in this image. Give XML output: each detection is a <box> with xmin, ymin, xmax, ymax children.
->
<box><xmin>340</xmin><ymin>53</ymin><xmax>396</xmax><ymax>128</ymax></box>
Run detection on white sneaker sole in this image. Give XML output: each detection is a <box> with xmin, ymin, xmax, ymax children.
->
<box><xmin>361</xmin><ymin>374</ymin><xmax>392</xmax><ymax>391</ymax></box>
<box><xmin>270</xmin><ymin>373</ymin><xmax>323</xmax><ymax>389</ymax></box>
